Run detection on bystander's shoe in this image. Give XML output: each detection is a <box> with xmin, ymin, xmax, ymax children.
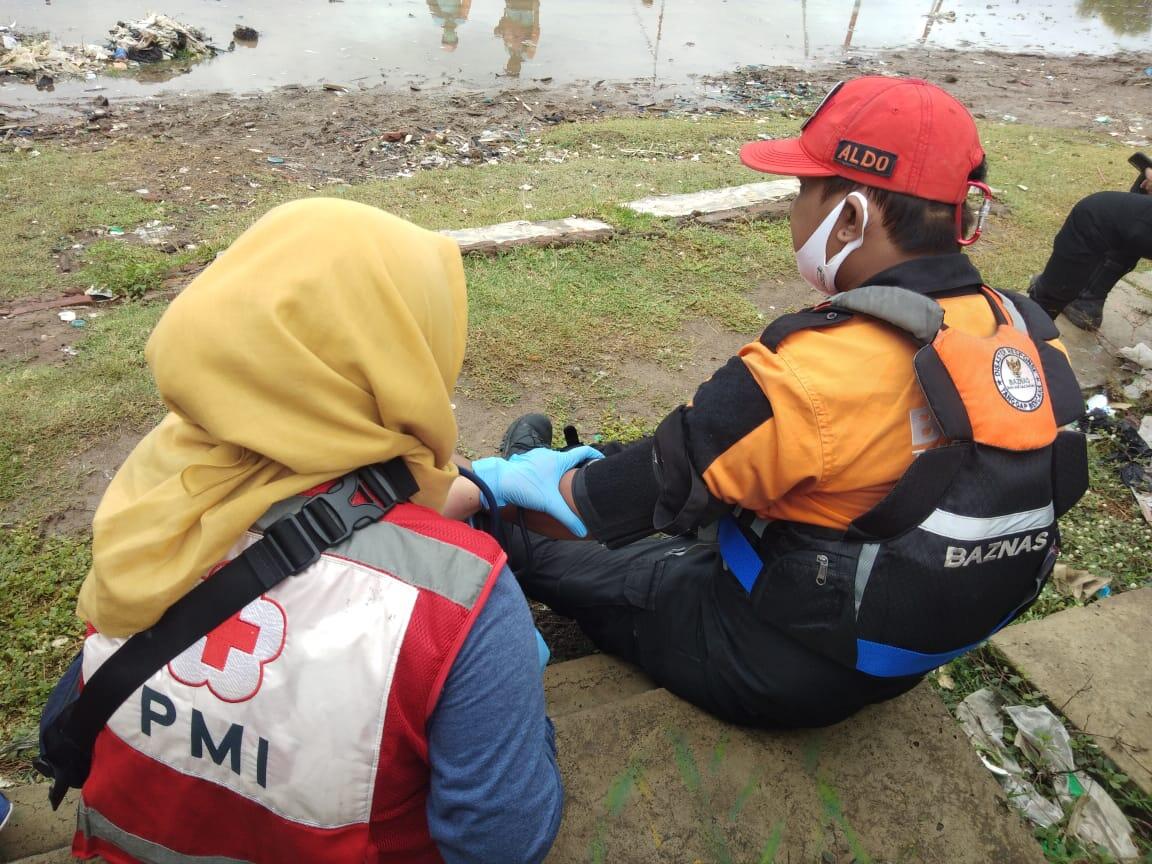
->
<box><xmin>499</xmin><ymin>413</ymin><xmax>553</xmax><ymax>458</ymax></box>
<box><xmin>0</xmin><ymin>789</ymin><xmax>12</xmax><ymax>833</ymax></box>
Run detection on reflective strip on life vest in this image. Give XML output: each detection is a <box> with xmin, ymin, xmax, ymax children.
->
<box><xmin>918</xmin><ymin>503</ymin><xmax>1054</xmax><ymax>542</ymax></box>
<box><xmin>79</xmin><ymin>800</ymin><xmax>253</xmax><ymax>864</ymax></box>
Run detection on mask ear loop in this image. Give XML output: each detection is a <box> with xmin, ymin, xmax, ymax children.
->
<box><xmin>957</xmin><ymin>181</ymin><xmax>994</xmax><ymax>247</ymax></box>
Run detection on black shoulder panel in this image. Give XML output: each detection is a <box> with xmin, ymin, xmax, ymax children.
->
<box><xmin>847</xmin><ymin>444</ymin><xmax>971</xmax><ymax>540</ymax></box>
<box><xmin>1038</xmin><ymin>342</ymin><xmax>1086</xmax><ymax>426</ymax></box>
<box><xmin>1001</xmin><ymin>289</ymin><xmax>1060</xmax><ymax>341</ymax></box>
<box><xmin>913</xmin><ymin>347</ymin><xmax>974</xmax><ymax>442</ymax></box>
<box><xmin>759</xmin><ymin>308</ymin><xmax>854</xmax><ymax>352</ymax></box>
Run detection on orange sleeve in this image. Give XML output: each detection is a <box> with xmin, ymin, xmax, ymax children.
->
<box><xmin>687</xmin><ymin>341</ymin><xmax>826</xmax><ymax>515</ymax></box>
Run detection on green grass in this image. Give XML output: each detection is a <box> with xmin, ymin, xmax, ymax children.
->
<box><xmin>0</xmin><ymin>528</ymin><xmax>88</xmax><ymax>777</ymax></box>
<box><xmin>0</xmin><ymin>301</ymin><xmax>166</xmax><ymax>517</ymax></box>
<box><xmin>0</xmin><ymin>147</ymin><xmax>167</xmax><ymax>302</ymax></box>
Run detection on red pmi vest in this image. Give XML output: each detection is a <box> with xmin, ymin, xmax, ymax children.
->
<box><xmin>73</xmin><ymin>501</ymin><xmax>504</xmax><ymax>864</ymax></box>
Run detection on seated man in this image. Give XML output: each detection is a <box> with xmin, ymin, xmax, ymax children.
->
<box><xmin>486</xmin><ymin>77</ymin><xmax>1088</xmax><ymax>729</ymax></box>
<box><xmin>1028</xmin><ymin>159</ymin><xmax>1152</xmax><ymax>330</ymax></box>
<box><xmin>56</xmin><ymin>200</ymin><xmax>594</xmax><ymax>864</ymax></box>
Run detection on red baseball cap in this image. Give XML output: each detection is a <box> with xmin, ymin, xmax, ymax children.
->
<box><xmin>740</xmin><ymin>77</ymin><xmax>984</xmax><ymax>205</ymax></box>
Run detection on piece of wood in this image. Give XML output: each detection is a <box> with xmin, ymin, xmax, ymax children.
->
<box><xmin>625</xmin><ymin>178</ymin><xmax>800</xmax><ymax>221</ymax></box>
<box><xmin>440</xmin><ymin>217</ymin><xmax>614</xmax><ymax>255</ymax></box>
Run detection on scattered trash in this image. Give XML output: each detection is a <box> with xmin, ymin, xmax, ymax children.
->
<box><xmin>108</xmin><ymin>14</ymin><xmax>215</xmax><ymax>64</ymax></box>
<box><xmin>1139</xmin><ymin>415</ymin><xmax>1152</xmax><ymax>450</ymax></box>
<box><xmin>957</xmin><ymin>689</ymin><xmax>1064</xmax><ymax>827</ymax></box>
<box><xmin>1119</xmin><ymin>342</ymin><xmax>1152</xmax><ymax>370</ymax></box>
<box><xmin>84</xmin><ymin>286</ymin><xmax>117</xmax><ymax>302</ymax></box>
<box><xmin>60</xmin><ymin>345</ymin><xmax>79</xmax><ymax>358</ymax></box>
<box><xmin>70</xmin><ymin>318</ymin><xmax>87</xmax><ymax>329</ymax></box>
<box><xmin>1085</xmin><ymin>393</ymin><xmax>1114</xmax><ymax>416</ymax></box>
<box><xmin>1002</xmin><ymin>114</ymin><xmax>1019</xmax><ymax>123</ymax></box>
<box><xmin>266</xmin><ymin>156</ymin><xmax>286</xmax><ymax>164</ymax></box>
<box><xmin>233</xmin><ymin>25</ymin><xmax>259</xmax><ymax>42</ymax></box>
<box><xmin>934</xmin><ymin>667</ymin><xmax>956</xmax><ymax>690</ymax></box>
<box><xmin>1050</xmin><ymin>563</ymin><xmax>1112</xmax><ymax>600</ymax></box>
<box><xmin>1095</xmin><ymin>115</ymin><xmax>1113</xmax><ymax>124</ymax></box>
<box><xmin>107</xmin><ymin>226</ymin><xmax>126</xmax><ymax>236</ymax></box>
<box><xmin>57</xmin><ymin>310</ymin><xmax>77</xmax><ymax>323</ymax></box>
<box><xmin>1144</xmin><ymin>67</ymin><xmax>1152</xmax><ymax>78</ymax></box>
<box><xmin>322</xmin><ymin>82</ymin><xmax>350</xmax><ymax>93</ymax></box>
<box><xmin>134</xmin><ymin>220</ymin><xmax>175</xmax><ymax>244</ymax></box>
<box><xmin>960</xmin><ymin>689</ymin><xmax>1141</xmax><ymax>858</ymax></box>
<box><xmin>1017</xmin><ymin>184</ymin><xmax>1029</xmax><ymax>191</ymax></box>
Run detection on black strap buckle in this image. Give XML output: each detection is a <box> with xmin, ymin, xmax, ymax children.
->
<box><xmin>262</xmin><ymin>459</ymin><xmax>417</xmax><ymax>577</ymax></box>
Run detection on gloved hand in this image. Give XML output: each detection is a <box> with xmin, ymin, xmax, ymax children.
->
<box><xmin>471</xmin><ymin>446</ymin><xmax>604</xmax><ymax>538</ymax></box>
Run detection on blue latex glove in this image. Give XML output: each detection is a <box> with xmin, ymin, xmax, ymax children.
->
<box><xmin>534</xmin><ymin>629</ymin><xmax>551</xmax><ymax>673</ymax></box>
<box><xmin>471</xmin><ymin>446</ymin><xmax>604</xmax><ymax>538</ymax></box>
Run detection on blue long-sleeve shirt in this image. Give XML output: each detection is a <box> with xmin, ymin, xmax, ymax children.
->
<box><xmin>425</xmin><ymin>567</ymin><xmax>563</xmax><ymax>864</ymax></box>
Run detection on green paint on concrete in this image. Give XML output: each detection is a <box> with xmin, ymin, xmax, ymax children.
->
<box><xmin>802</xmin><ymin>736</ymin><xmax>823</xmax><ymax>775</ymax></box>
<box><xmin>757</xmin><ymin>821</ymin><xmax>785</xmax><ymax>864</ymax></box>
<box><xmin>709</xmin><ymin>732</ymin><xmax>730</xmax><ymax>775</ymax></box>
<box><xmin>816</xmin><ymin>776</ymin><xmax>873</xmax><ymax>864</ymax></box>
<box><xmin>669</xmin><ymin>729</ymin><xmax>701</xmax><ymax>792</ymax></box>
<box><xmin>727</xmin><ymin>774</ymin><xmax>760</xmax><ymax>821</ymax></box>
<box><xmin>605</xmin><ymin>763</ymin><xmax>639</xmax><ymax>816</ymax></box>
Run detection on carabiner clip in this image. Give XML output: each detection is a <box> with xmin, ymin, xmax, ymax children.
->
<box><xmin>957</xmin><ymin>180</ymin><xmax>994</xmax><ymax>247</ymax></box>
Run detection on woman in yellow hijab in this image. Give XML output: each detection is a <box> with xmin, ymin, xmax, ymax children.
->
<box><xmin>67</xmin><ymin>198</ymin><xmax>583</xmax><ymax>864</ymax></box>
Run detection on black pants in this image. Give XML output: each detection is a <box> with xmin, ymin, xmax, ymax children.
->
<box><xmin>1031</xmin><ymin>191</ymin><xmax>1152</xmax><ymax>315</ymax></box>
<box><xmin>509</xmin><ymin>531</ymin><xmax>921</xmax><ymax>728</ymax></box>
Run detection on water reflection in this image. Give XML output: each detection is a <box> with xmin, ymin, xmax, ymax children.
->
<box><xmin>1078</xmin><ymin>0</ymin><xmax>1152</xmax><ymax>35</ymax></box>
<box><xmin>427</xmin><ymin>0</ymin><xmax>471</xmax><ymax>52</ymax></box>
<box><xmin>494</xmin><ymin>0</ymin><xmax>540</xmax><ymax>77</ymax></box>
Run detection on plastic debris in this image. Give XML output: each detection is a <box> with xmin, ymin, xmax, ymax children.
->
<box><xmin>134</xmin><ymin>220</ymin><xmax>175</xmax><ymax>244</ymax></box>
<box><xmin>107</xmin><ymin>226</ymin><xmax>125</xmax><ymax>237</ymax></box>
<box><xmin>956</xmin><ymin>689</ymin><xmax>1064</xmax><ymax>828</ymax></box>
<box><xmin>84</xmin><ymin>286</ymin><xmax>117</xmax><ymax>302</ymax></box>
<box><xmin>1005</xmin><ymin>705</ymin><xmax>1075</xmax><ymax>773</ymax></box>
<box><xmin>57</xmin><ymin>310</ymin><xmax>77</xmax><ymax>322</ymax></box>
<box><xmin>1050</xmin><ymin>563</ymin><xmax>1112</xmax><ymax>601</ymax></box>
<box><xmin>70</xmin><ymin>318</ymin><xmax>87</xmax><ymax>329</ymax></box>
<box><xmin>1119</xmin><ymin>342</ymin><xmax>1152</xmax><ymax>369</ymax></box>
<box><xmin>1085</xmin><ymin>393</ymin><xmax>1114</xmax><ymax>416</ymax></box>
<box><xmin>233</xmin><ymin>25</ymin><xmax>259</xmax><ymax>42</ymax></box>
<box><xmin>1095</xmin><ymin>115</ymin><xmax>1113</xmax><ymax>124</ymax></box>
<box><xmin>266</xmin><ymin>156</ymin><xmax>286</xmax><ymax>165</ymax></box>
<box><xmin>108</xmin><ymin>14</ymin><xmax>215</xmax><ymax>64</ymax></box>
<box><xmin>1002</xmin><ymin>114</ymin><xmax>1019</xmax><ymax>123</ymax></box>
<box><xmin>959</xmin><ymin>690</ymin><xmax>1141</xmax><ymax>859</ymax></box>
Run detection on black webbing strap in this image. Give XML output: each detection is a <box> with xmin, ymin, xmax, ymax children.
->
<box><xmin>36</xmin><ymin>458</ymin><xmax>417</xmax><ymax>809</ymax></box>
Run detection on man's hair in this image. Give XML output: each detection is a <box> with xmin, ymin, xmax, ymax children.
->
<box><xmin>817</xmin><ymin>158</ymin><xmax>988</xmax><ymax>255</ymax></box>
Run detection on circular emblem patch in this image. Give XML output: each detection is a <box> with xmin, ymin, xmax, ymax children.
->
<box><xmin>992</xmin><ymin>346</ymin><xmax>1044</xmax><ymax>412</ymax></box>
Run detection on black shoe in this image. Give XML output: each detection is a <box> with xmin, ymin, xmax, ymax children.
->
<box><xmin>1062</xmin><ymin>298</ymin><xmax>1104</xmax><ymax>332</ymax></box>
<box><xmin>500</xmin><ymin>413</ymin><xmax>553</xmax><ymax>458</ymax></box>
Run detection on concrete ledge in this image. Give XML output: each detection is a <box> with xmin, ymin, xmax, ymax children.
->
<box><xmin>624</xmin><ymin>178</ymin><xmax>799</xmax><ymax>222</ymax></box>
<box><xmin>440</xmin><ymin>217</ymin><xmax>613</xmax><ymax>254</ymax></box>
<box><xmin>0</xmin><ymin>785</ymin><xmax>77</xmax><ymax>863</ymax></box>
<box><xmin>548</xmin><ymin>683</ymin><xmax>1044</xmax><ymax>864</ymax></box>
<box><xmin>544</xmin><ymin>655</ymin><xmax>656</xmax><ymax>719</ymax></box>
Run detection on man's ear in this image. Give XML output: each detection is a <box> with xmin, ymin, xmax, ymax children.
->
<box><xmin>835</xmin><ymin>193</ymin><xmax>868</xmax><ymax>243</ymax></box>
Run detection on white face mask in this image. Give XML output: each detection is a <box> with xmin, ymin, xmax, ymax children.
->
<box><xmin>795</xmin><ymin>191</ymin><xmax>870</xmax><ymax>295</ymax></box>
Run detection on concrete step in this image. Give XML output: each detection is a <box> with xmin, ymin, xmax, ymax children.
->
<box><xmin>544</xmin><ymin>654</ymin><xmax>656</xmax><ymax>718</ymax></box>
<box><xmin>547</xmin><ymin>682</ymin><xmax>1045</xmax><ymax>864</ymax></box>
<box><xmin>439</xmin><ymin>217</ymin><xmax>614</xmax><ymax>254</ymax></box>
<box><xmin>992</xmin><ymin>586</ymin><xmax>1152</xmax><ymax>796</ymax></box>
<box><xmin>0</xmin><ymin>784</ymin><xmax>77</xmax><ymax>864</ymax></box>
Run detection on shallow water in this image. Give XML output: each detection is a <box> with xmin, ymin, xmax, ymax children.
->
<box><xmin>3</xmin><ymin>0</ymin><xmax>1151</xmax><ymax>104</ymax></box>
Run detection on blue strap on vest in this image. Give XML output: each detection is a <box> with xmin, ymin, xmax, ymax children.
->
<box><xmin>718</xmin><ymin>514</ymin><xmax>762</xmax><ymax>594</ymax></box>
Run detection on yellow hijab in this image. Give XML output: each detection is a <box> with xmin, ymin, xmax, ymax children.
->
<box><xmin>77</xmin><ymin>199</ymin><xmax>468</xmax><ymax>636</ymax></box>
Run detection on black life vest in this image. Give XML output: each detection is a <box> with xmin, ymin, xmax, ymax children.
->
<box><xmin>717</xmin><ymin>285</ymin><xmax>1088</xmax><ymax>677</ymax></box>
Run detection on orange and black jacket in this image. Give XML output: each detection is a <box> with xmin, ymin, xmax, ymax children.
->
<box><xmin>572</xmin><ymin>254</ymin><xmax>1087</xmax><ymax>674</ymax></box>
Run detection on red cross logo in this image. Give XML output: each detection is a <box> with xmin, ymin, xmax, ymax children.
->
<box><xmin>169</xmin><ymin>595</ymin><xmax>287</xmax><ymax>703</ymax></box>
<box><xmin>201</xmin><ymin>612</ymin><xmax>262</xmax><ymax>670</ymax></box>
